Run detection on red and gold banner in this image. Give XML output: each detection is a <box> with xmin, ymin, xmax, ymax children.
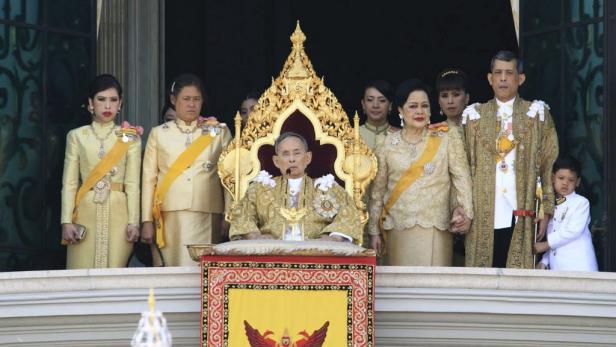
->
<box><xmin>201</xmin><ymin>255</ymin><xmax>375</xmax><ymax>346</ymax></box>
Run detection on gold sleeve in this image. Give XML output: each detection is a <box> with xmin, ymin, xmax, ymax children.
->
<box><xmin>539</xmin><ymin>109</ymin><xmax>559</xmax><ymax>215</ymax></box>
<box><xmin>321</xmin><ymin>185</ymin><xmax>362</xmax><ymax>241</ymax></box>
<box><xmin>60</xmin><ymin>130</ymin><xmax>80</xmax><ymax>224</ymax></box>
<box><xmin>124</xmin><ymin>137</ymin><xmax>142</xmax><ymax>225</ymax></box>
<box><xmin>141</xmin><ymin>128</ymin><xmax>159</xmax><ymax>222</ymax></box>
<box><xmin>228</xmin><ymin>182</ymin><xmax>261</xmax><ymax>239</ymax></box>
<box><xmin>447</xmin><ymin>126</ymin><xmax>474</xmax><ymax>219</ymax></box>
<box><xmin>368</xmin><ymin>144</ymin><xmax>388</xmax><ymax>236</ymax></box>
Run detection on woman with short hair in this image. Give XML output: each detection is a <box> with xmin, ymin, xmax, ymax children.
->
<box><xmin>141</xmin><ymin>73</ymin><xmax>231</xmax><ymax>266</ymax></box>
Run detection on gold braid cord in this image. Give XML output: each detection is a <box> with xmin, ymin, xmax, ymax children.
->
<box><xmin>218</xmin><ymin>21</ymin><xmax>377</xmax><ymax>224</ymax></box>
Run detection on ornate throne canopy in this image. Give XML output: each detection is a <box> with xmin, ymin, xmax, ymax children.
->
<box><xmin>218</xmin><ymin>22</ymin><xmax>377</xmax><ymax>226</ymax></box>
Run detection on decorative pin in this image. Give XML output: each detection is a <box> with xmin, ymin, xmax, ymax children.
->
<box><xmin>203</xmin><ymin>160</ymin><xmax>214</xmax><ymax>172</ymax></box>
<box><xmin>423</xmin><ymin>162</ymin><xmax>435</xmax><ymax>175</ymax></box>
<box><xmin>122</xmin><ymin>134</ymin><xmax>129</xmax><ymax>143</ymax></box>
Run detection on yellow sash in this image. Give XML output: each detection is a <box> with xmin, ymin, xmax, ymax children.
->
<box><xmin>152</xmin><ymin>134</ymin><xmax>215</xmax><ymax>248</ymax></box>
<box><xmin>380</xmin><ymin>134</ymin><xmax>443</xmax><ymax>242</ymax></box>
<box><xmin>72</xmin><ymin>139</ymin><xmax>130</xmax><ymax>222</ymax></box>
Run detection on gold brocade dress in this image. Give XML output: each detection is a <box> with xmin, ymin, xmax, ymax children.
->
<box><xmin>141</xmin><ymin>119</ymin><xmax>232</xmax><ymax>266</ymax></box>
<box><xmin>369</xmin><ymin>127</ymin><xmax>473</xmax><ymax>266</ymax></box>
<box><xmin>60</xmin><ymin>121</ymin><xmax>141</xmax><ymax>269</ymax></box>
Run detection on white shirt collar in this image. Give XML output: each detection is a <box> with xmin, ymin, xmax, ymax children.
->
<box><xmin>288</xmin><ymin>177</ymin><xmax>303</xmax><ymax>195</ymax></box>
<box><xmin>496</xmin><ymin>97</ymin><xmax>515</xmax><ymax>118</ymax></box>
<box><xmin>496</xmin><ymin>97</ymin><xmax>516</xmax><ymax>107</ymax></box>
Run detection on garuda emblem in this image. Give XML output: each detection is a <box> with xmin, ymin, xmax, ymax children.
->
<box><xmin>244</xmin><ymin>320</ymin><xmax>329</xmax><ymax>347</ymax></box>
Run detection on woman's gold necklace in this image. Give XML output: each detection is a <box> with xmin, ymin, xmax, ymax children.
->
<box><xmin>90</xmin><ymin>123</ymin><xmax>116</xmax><ymax>158</ymax></box>
<box><xmin>174</xmin><ymin>120</ymin><xmax>199</xmax><ymax>147</ymax></box>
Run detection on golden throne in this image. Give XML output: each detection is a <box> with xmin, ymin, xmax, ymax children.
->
<box><xmin>218</xmin><ymin>22</ymin><xmax>377</xmax><ymax>244</ymax></box>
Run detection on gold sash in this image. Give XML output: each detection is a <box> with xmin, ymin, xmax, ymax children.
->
<box><xmin>72</xmin><ymin>139</ymin><xmax>130</xmax><ymax>222</ymax></box>
<box><xmin>380</xmin><ymin>134</ymin><xmax>443</xmax><ymax>241</ymax></box>
<box><xmin>152</xmin><ymin>133</ymin><xmax>215</xmax><ymax>248</ymax></box>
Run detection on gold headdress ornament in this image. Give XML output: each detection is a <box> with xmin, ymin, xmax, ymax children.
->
<box><xmin>218</xmin><ymin>21</ymin><xmax>377</xmax><ymax>230</ymax></box>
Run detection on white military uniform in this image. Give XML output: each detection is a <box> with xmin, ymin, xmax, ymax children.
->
<box><xmin>540</xmin><ymin>192</ymin><xmax>598</xmax><ymax>271</ymax></box>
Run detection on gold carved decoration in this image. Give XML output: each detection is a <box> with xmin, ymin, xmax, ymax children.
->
<box><xmin>218</xmin><ymin>21</ymin><xmax>377</xmax><ymax>225</ymax></box>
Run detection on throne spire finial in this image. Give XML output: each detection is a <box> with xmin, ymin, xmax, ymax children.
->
<box><xmin>290</xmin><ymin>20</ymin><xmax>306</xmax><ymax>48</ymax></box>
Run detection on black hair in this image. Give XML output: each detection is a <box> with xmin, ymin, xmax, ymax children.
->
<box><xmin>553</xmin><ymin>156</ymin><xmax>582</xmax><ymax>177</ymax></box>
<box><xmin>88</xmin><ymin>74</ymin><xmax>122</xmax><ymax>99</ymax></box>
<box><xmin>490</xmin><ymin>50</ymin><xmax>524</xmax><ymax>73</ymax></box>
<box><xmin>170</xmin><ymin>73</ymin><xmax>206</xmax><ymax>99</ymax></box>
<box><xmin>394</xmin><ymin>79</ymin><xmax>432</xmax><ymax>111</ymax></box>
<box><xmin>159</xmin><ymin>103</ymin><xmax>176</xmax><ymax>124</ymax></box>
<box><xmin>274</xmin><ymin>132</ymin><xmax>309</xmax><ymax>154</ymax></box>
<box><xmin>435</xmin><ymin>68</ymin><xmax>469</xmax><ymax>93</ymax></box>
<box><xmin>362</xmin><ymin>80</ymin><xmax>394</xmax><ymax>102</ymax></box>
<box><xmin>242</xmin><ymin>91</ymin><xmax>260</xmax><ymax>103</ymax></box>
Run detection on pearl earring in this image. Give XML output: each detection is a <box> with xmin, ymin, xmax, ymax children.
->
<box><xmin>398</xmin><ymin>113</ymin><xmax>404</xmax><ymax>127</ymax></box>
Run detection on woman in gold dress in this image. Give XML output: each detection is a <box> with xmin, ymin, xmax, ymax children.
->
<box><xmin>60</xmin><ymin>74</ymin><xmax>142</xmax><ymax>268</ymax></box>
<box><xmin>369</xmin><ymin>79</ymin><xmax>473</xmax><ymax>266</ymax></box>
<box><xmin>141</xmin><ymin>74</ymin><xmax>231</xmax><ymax>266</ymax></box>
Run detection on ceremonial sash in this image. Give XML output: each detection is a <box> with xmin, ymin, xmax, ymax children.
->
<box><xmin>72</xmin><ymin>139</ymin><xmax>130</xmax><ymax>222</ymax></box>
<box><xmin>380</xmin><ymin>135</ymin><xmax>443</xmax><ymax>242</ymax></box>
<box><xmin>152</xmin><ymin>134</ymin><xmax>215</xmax><ymax>248</ymax></box>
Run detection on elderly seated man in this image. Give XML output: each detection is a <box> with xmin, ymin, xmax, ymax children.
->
<box><xmin>228</xmin><ymin>132</ymin><xmax>361</xmax><ymax>242</ymax></box>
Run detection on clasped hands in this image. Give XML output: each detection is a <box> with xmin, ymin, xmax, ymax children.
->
<box><xmin>450</xmin><ymin>207</ymin><xmax>472</xmax><ymax>234</ymax></box>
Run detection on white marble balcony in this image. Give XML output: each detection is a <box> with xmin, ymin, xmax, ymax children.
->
<box><xmin>0</xmin><ymin>266</ymin><xmax>615</xmax><ymax>346</ymax></box>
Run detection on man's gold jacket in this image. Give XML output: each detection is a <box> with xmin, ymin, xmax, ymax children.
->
<box><xmin>228</xmin><ymin>174</ymin><xmax>362</xmax><ymax>241</ymax></box>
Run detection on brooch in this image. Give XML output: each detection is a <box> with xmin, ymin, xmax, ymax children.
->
<box><xmin>203</xmin><ymin>160</ymin><xmax>214</xmax><ymax>172</ymax></box>
<box><xmin>201</xmin><ymin>124</ymin><xmax>221</xmax><ymax>137</ymax></box>
<box><xmin>423</xmin><ymin>162</ymin><xmax>436</xmax><ymax>175</ymax></box>
<box><xmin>313</xmin><ymin>193</ymin><xmax>340</xmax><ymax>219</ymax></box>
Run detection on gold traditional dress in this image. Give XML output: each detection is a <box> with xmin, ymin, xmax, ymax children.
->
<box><xmin>369</xmin><ymin>126</ymin><xmax>473</xmax><ymax>266</ymax></box>
<box><xmin>61</xmin><ymin>121</ymin><xmax>141</xmax><ymax>268</ymax></box>
<box><xmin>359</xmin><ymin>123</ymin><xmax>399</xmax><ymax>150</ymax></box>
<box><xmin>228</xmin><ymin>173</ymin><xmax>362</xmax><ymax>241</ymax></box>
<box><xmin>462</xmin><ymin>97</ymin><xmax>558</xmax><ymax>268</ymax></box>
<box><xmin>141</xmin><ymin>119</ymin><xmax>231</xmax><ymax>266</ymax></box>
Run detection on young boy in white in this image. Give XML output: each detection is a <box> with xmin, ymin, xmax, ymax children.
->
<box><xmin>534</xmin><ymin>156</ymin><xmax>598</xmax><ymax>271</ymax></box>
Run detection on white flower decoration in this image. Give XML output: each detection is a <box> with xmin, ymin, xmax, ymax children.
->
<box><xmin>314</xmin><ymin>174</ymin><xmax>336</xmax><ymax>192</ymax></box>
<box><xmin>526</xmin><ymin>100</ymin><xmax>549</xmax><ymax>122</ymax></box>
<box><xmin>461</xmin><ymin>103</ymin><xmax>481</xmax><ymax>125</ymax></box>
<box><xmin>252</xmin><ymin>170</ymin><xmax>276</xmax><ymax>188</ymax></box>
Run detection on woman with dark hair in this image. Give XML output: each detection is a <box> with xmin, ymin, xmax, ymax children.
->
<box><xmin>359</xmin><ymin>80</ymin><xmax>399</xmax><ymax>149</ymax></box>
<box><xmin>435</xmin><ymin>68</ymin><xmax>471</xmax><ymax>265</ymax></box>
<box><xmin>239</xmin><ymin>91</ymin><xmax>260</xmax><ymax>128</ymax></box>
<box><xmin>368</xmin><ymin>79</ymin><xmax>473</xmax><ymax>266</ymax></box>
<box><xmin>60</xmin><ymin>74</ymin><xmax>142</xmax><ymax>268</ymax></box>
<box><xmin>141</xmin><ymin>73</ymin><xmax>231</xmax><ymax>266</ymax></box>
<box><xmin>435</xmin><ymin>68</ymin><xmax>470</xmax><ymax>126</ymax></box>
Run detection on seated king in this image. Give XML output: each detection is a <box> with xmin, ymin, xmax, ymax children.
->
<box><xmin>228</xmin><ymin>132</ymin><xmax>362</xmax><ymax>242</ymax></box>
